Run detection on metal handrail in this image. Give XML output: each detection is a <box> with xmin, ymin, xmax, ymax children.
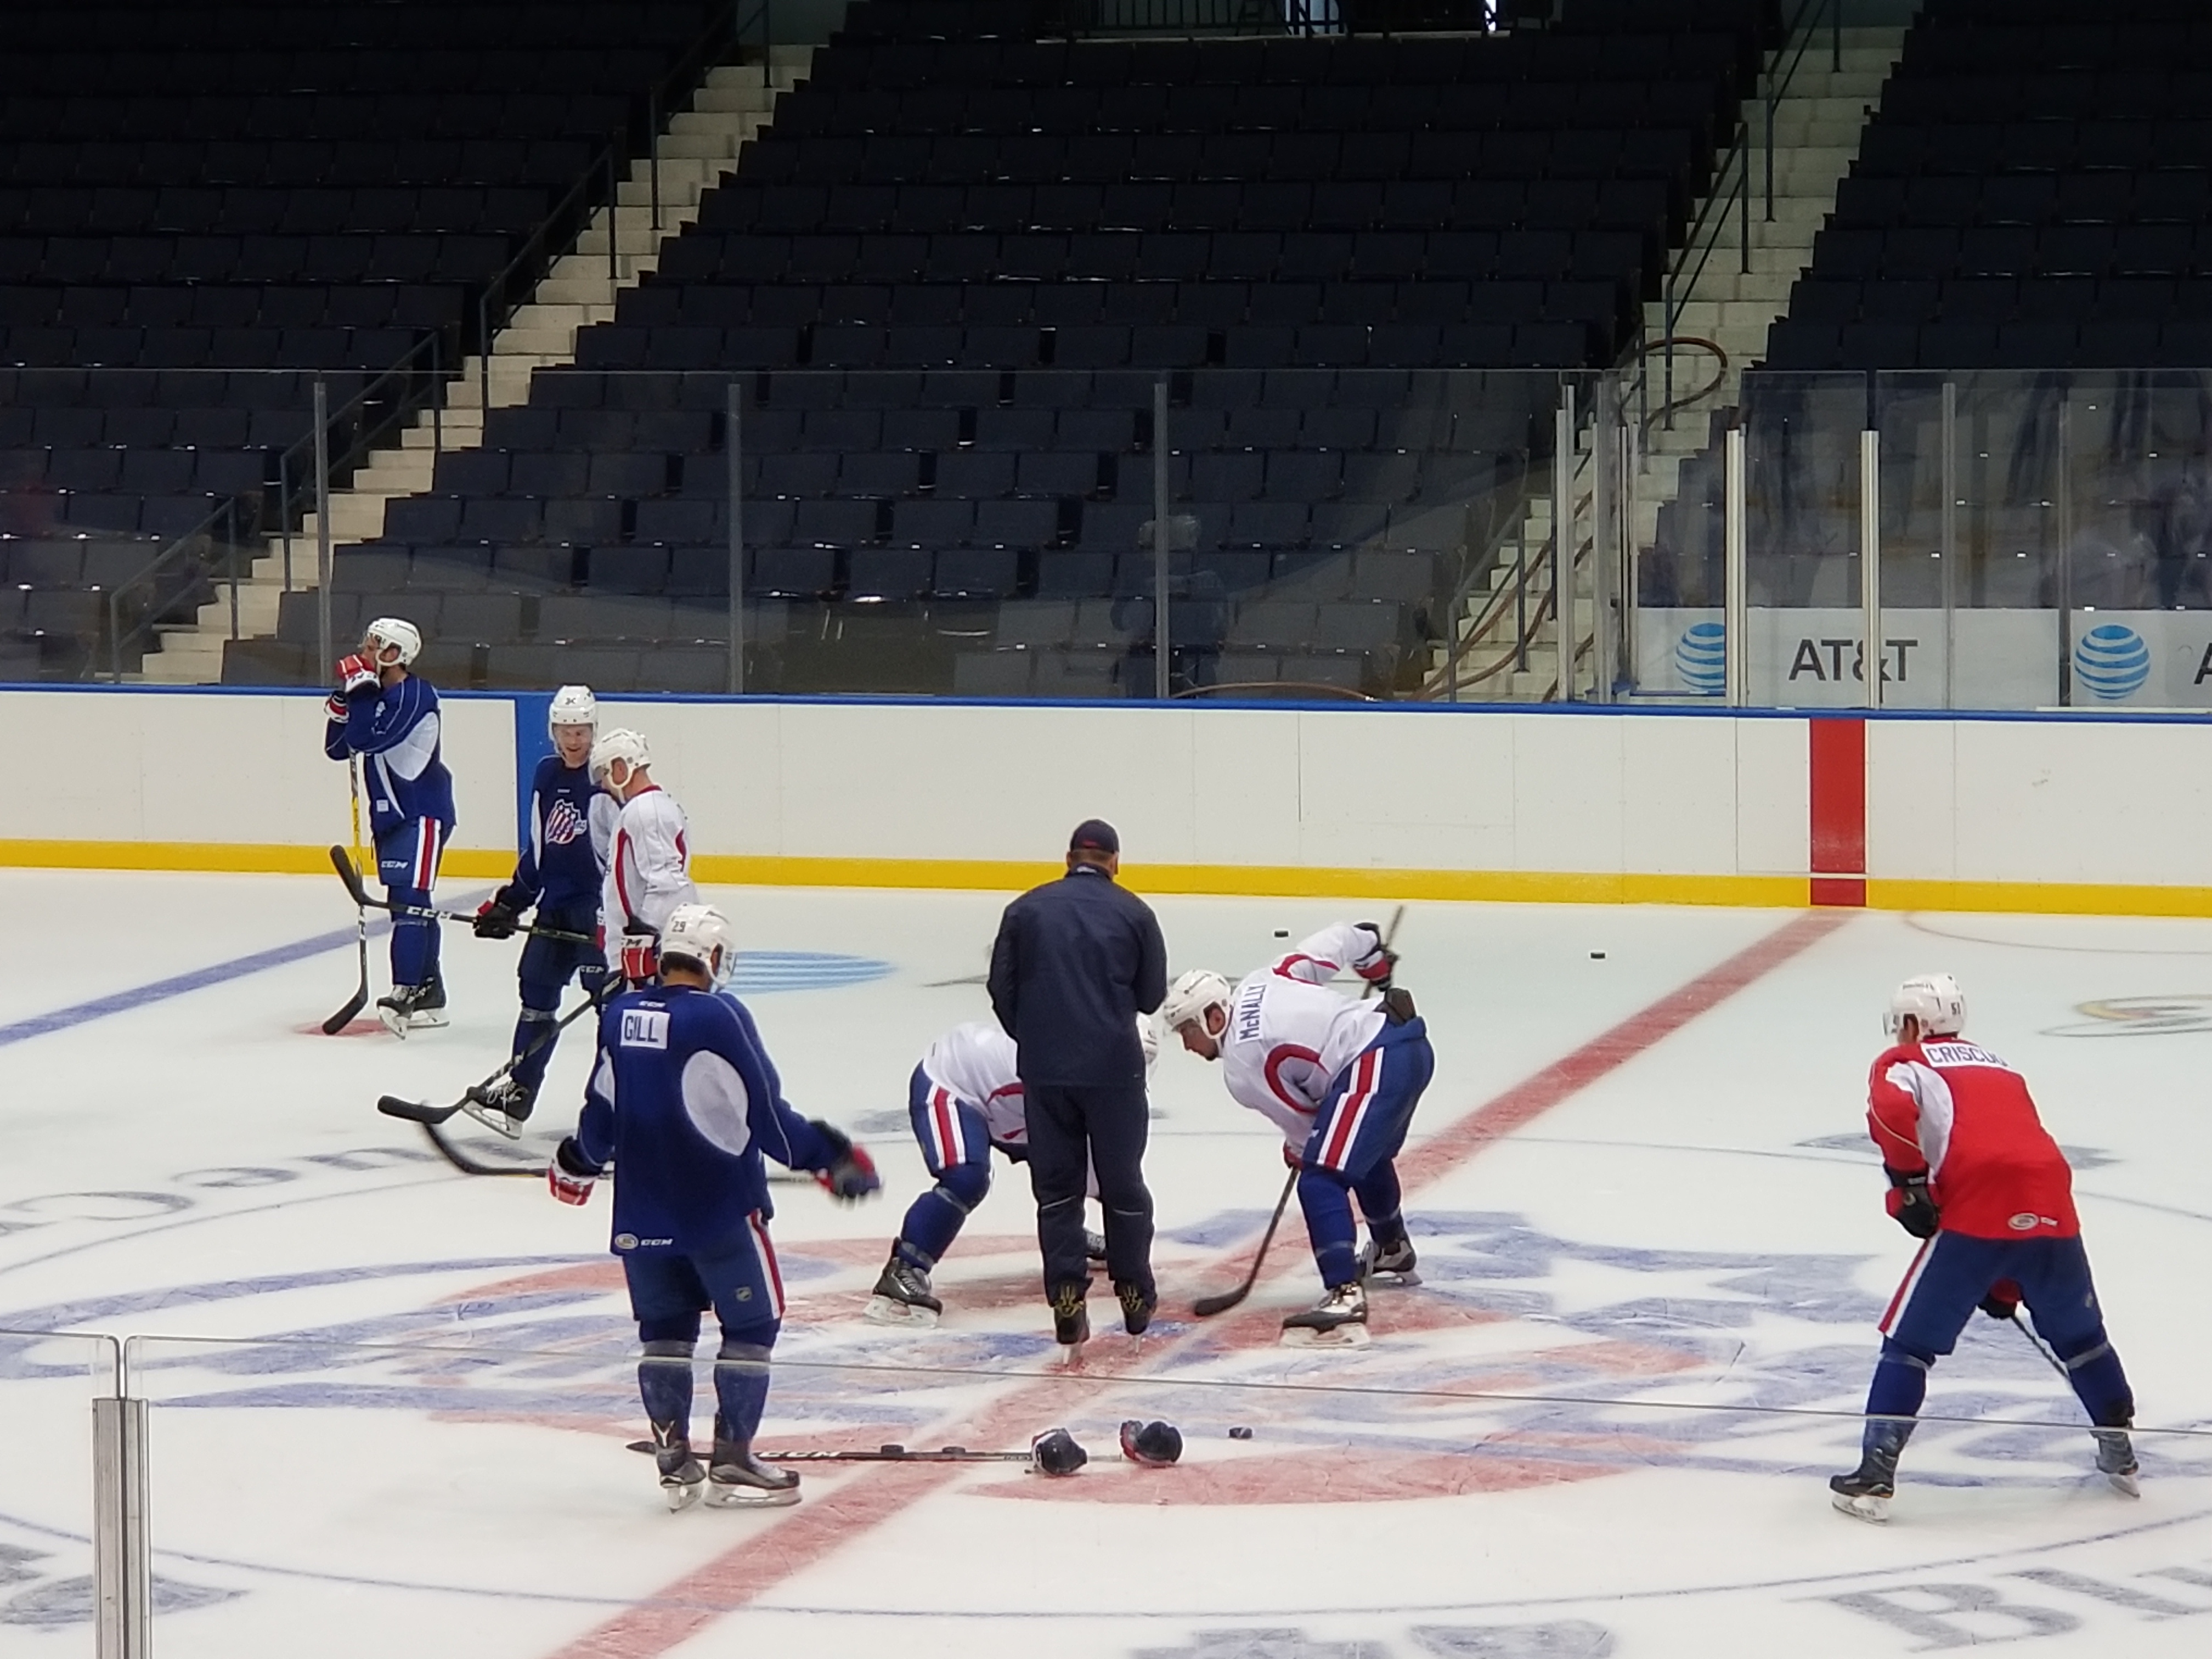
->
<box><xmin>103</xmin><ymin>495</ymin><xmax>240</xmax><ymax>682</ymax></box>
<box><xmin>273</xmin><ymin>329</ymin><xmax>445</xmax><ymax>591</ymax></box>
<box><xmin>475</xmin><ymin>0</ymin><xmax>777</xmax><ymax>408</ymax></box>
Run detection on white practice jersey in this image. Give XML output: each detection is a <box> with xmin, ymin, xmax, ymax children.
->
<box><xmin>919</xmin><ymin>1020</ymin><xmax>1029</xmax><ymax>1148</ymax></box>
<box><xmin>602</xmin><ymin>785</ymin><xmax>696</xmax><ymax>937</ymax></box>
<box><xmin>1218</xmin><ymin>923</ymin><xmax>1390</xmax><ymax>1147</ymax></box>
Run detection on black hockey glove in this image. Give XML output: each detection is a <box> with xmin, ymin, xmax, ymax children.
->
<box><xmin>1978</xmin><ymin>1279</ymin><xmax>2023</xmax><ymax>1321</ymax></box>
<box><xmin>1884</xmin><ymin>1167</ymin><xmax>1940</xmax><ymax>1240</ymax></box>
<box><xmin>473</xmin><ymin>886</ymin><xmax>527</xmax><ymax>940</ymax></box>
<box><xmin>809</xmin><ymin>1119</ymin><xmax>882</xmax><ymax>1203</ymax></box>
<box><xmin>1379</xmin><ymin>985</ymin><xmax>1418</xmax><ymax>1025</ymax></box>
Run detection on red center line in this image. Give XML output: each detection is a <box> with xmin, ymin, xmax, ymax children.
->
<box><xmin>544</xmin><ymin>907</ymin><xmax>1852</xmax><ymax>1658</ymax></box>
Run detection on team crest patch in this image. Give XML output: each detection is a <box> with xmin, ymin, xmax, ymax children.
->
<box><xmin>543</xmin><ymin>796</ymin><xmax>588</xmax><ymax>845</ymax></box>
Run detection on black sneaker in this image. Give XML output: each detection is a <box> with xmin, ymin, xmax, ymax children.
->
<box><xmin>1049</xmin><ymin>1280</ymin><xmax>1090</xmax><ymax>1347</ymax></box>
<box><xmin>707</xmin><ymin>1440</ymin><xmax>801</xmax><ymax>1508</ymax></box>
<box><xmin>1114</xmin><ymin>1278</ymin><xmax>1156</xmax><ymax>1336</ymax></box>
<box><xmin>650</xmin><ymin>1419</ymin><xmax>703</xmax><ymax>1512</ymax></box>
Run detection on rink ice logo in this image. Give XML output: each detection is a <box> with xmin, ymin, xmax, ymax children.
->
<box><xmin>542</xmin><ymin>796</ymin><xmax>588</xmax><ymax>846</ymax></box>
<box><xmin>620</xmin><ymin>1008</ymin><xmax>670</xmax><ymax>1049</ymax></box>
<box><xmin>0</xmin><ymin>1540</ymin><xmax>238</xmax><ymax>1627</ymax></box>
<box><xmin>2073</xmin><ymin>623</ymin><xmax>2152</xmax><ymax>701</ymax></box>
<box><xmin>2045</xmin><ymin>994</ymin><xmax>2212</xmax><ymax>1037</ymax></box>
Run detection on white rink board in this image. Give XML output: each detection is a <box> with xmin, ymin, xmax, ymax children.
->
<box><xmin>0</xmin><ymin>874</ymin><xmax>2206</xmax><ymax>1656</ymax></box>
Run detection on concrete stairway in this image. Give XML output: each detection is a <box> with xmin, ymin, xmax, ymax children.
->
<box><xmin>140</xmin><ymin>50</ymin><xmax>810</xmax><ymax>684</ymax></box>
<box><xmin>1428</xmin><ymin>26</ymin><xmax>1908</xmax><ymax>702</ymax></box>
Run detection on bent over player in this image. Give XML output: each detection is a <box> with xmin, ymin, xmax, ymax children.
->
<box><xmin>591</xmin><ymin>727</ymin><xmax>694</xmax><ymax>987</ymax></box>
<box><xmin>549</xmin><ymin>904</ymin><xmax>880</xmax><ymax>1510</ymax></box>
<box><xmin>867</xmin><ymin>1017</ymin><xmax>1154</xmax><ymax>1326</ymax></box>
<box><xmin>467</xmin><ymin>685</ymin><xmax>616</xmax><ymax>1132</ymax></box>
<box><xmin>321</xmin><ymin>616</ymin><xmax>456</xmax><ymax>1034</ymax></box>
<box><xmin>1831</xmin><ymin>973</ymin><xmax>2138</xmax><ymax>1522</ymax></box>
<box><xmin>1161</xmin><ymin>921</ymin><xmax>1427</xmax><ymax>1346</ymax></box>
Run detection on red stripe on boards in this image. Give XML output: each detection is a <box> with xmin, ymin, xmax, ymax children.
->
<box><xmin>1808</xmin><ymin>715</ymin><xmax>1867</xmax><ymax>908</ymax></box>
<box><xmin>534</xmin><ymin>907</ymin><xmax>1853</xmax><ymax>1659</ymax></box>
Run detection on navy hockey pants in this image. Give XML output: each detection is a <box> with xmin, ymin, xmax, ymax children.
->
<box><xmin>624</xmin><ymin>1222</ymin><xmax>786</xmax><ymax>1445</ymax></box>
<box><xmin>1296</xmin><ymin>1015</ymin><xmax>1432</xmax><ymax>1290</ymax></box>
<box><xmin>509</xmin><ymin>899</ymin><xmax>606</xmax><ymax>1093</ymax></box>
<box><xmin>375</xmin><ymin>818</ymin><xmax>445</xmax><ymax>989</ymax></box>
<box><xmin>1024</xmin><ymin>1079</ymin><xmax>1152</xmax><ymax>1296</ymax></box>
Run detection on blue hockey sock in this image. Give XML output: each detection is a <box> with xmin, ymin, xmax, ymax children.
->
<box><xmin>510</xmin><ymin>985</ymin><xmax>563</xmax><ymax>1090</ymax></box>
<box><xmin>713</xmin><ymin>1340</ymin><xmax>774</xmax><ymax>1447</ymax></box>
<box><xmin>1296</xmin><ymin>1168</ymin><xmax>1360</xmax><ymax>1289</ymax></box>
<box><xmin>387</xmin><ymin>884</ymin><xmax>436</xmax><ymax>985</ymax></box>
<box><xmin>899</xmin><ymin>1164</ymin><xmax>989</xmax><ymax>1266</ymax></box>
<box><xmin>2057</xmin><ymin>1338</ymin><xmax>2135</xmax><ymax>1427</ymax></box>
<box><xmin>638</xmin><ymin>1339</ymin><xmax>693</xmax><ymax>1432</ymax></box>
<box><xmin>1863</xmin><ymin>1339</ymin><xmax>1932</xmax><ymax>1459</ymax></box>
<box><xmin>1352</xmin><ymin>1164</ymin><xmax>1407</xmax><ymax>1248</ymax></box>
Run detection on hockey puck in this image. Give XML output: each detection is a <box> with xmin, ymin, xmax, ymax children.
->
<box><xmin>1273</xmin><ymin>929</ymin><xmax>1289</xmax><ymax>938</ymax></box>
<box><xmin>1229</xmin><ymin>1425</ymin><xmax>1253</xmax><ymax>1440</ymax></box>
<box><xmin>1590</xmin><ymin>951</ymin><xmax>1606</xmax><ymax>960</ymax></box>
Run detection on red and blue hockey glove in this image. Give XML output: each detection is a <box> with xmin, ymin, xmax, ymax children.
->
<box><xmin>620</xmin><ymin>928</ymin><xmax>659</xmax><ymax>985</ymax></box>
<box><xmin>335</xmin><ymin>652</ymin><xmax>379</xmax><ymax>697</ymax></box>
<box><xmin>1884</xmin><ymin>1167</ymin><xmax>1940</xmax><ymax>1240</ymax></box>
<box><xmin>325</xmin><ymin>691</ymin><xmax>348</xmax><ymax>720</ymax></box>
<box><xmin>1352</xmin><ymin>921</ymin><xmax>1398</xmax><ymax>991</ymax></box>
<box><xmin>549</xmin><ymin>1137</ymin><xmax>601</xmax><ymax>1206</ymax></box>
<box><xmin>1979</xmin><ymin>1278</ymin><xmax>2023</xmax><ymax>1321</ymax></box>
<box><xmin>809</xmin><ymin>1120</ymin><xmax>882</xmax><ymax>1203</ymax></box>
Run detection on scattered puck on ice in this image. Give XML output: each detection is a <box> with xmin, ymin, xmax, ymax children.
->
<box><xmin>1228</xmin><ymin>1425</ymin><xmax>1254</xmax><ymax>1440</ymax></box>
<box><xmin>1273</xmin><ymin>929</ymin><xmax>1290</xmax><ymax>938</ymax></box>
<box><xmin>1590</xmin><ymin>951</ymin><xmax>1606</xmax><ymax>960</ymax></box>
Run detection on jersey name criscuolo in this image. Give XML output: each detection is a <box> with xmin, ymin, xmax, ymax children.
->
<box><xmin>920</xmin><ymin>1020</ymin><xmax>1028</xmax><ymax>1148</ymax></box>
<box><xmin>515</xmin><ymin>755</ymin><xmax>618</xmax><ymax>912</ymax></box>
<box><xmin>602</xmin><ymin>785</ymin><xmax>695</xmax><ymax>936</ymax></box>
<box><xmin>1866</xmin><ymin>1036</ymin><xmax>2080</xmax><ymax>1239</ymax></box>
<box><xmin>577</xmin><ymin>984</ymin><xmax>834</xmax><ymax>1256</ymax></box>
<box><xmin>1218</xmin><ymin>923</ymin><xmax>1389</xmax><ymax>1146</ymax></box>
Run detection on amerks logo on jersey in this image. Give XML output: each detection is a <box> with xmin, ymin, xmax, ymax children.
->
<box><xmin>543</xmin><ymin>795</ymin><xmax>589</xmax><ymax>845</ymax></box>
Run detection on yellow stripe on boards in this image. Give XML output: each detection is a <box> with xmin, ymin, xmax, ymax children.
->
<box><xmin>0</xmin><ymin>840</ymin><xmax>511</xmax><ymax>879</ymax></box>
<box><xmin>1867</xmin><ymin>878</ymin><xmax>2212</xmax><ymax>919</ymax></box>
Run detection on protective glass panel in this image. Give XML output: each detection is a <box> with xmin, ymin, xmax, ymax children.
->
<box><xmin>0</xmin><ymin>1328</ymin><xmax>116</xmax><ymax>1656</ymax></box>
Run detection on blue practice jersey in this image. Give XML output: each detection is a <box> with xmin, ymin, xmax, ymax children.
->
<box><xmin>509</xmin><ymin>754</ymin><xmax>613</xmax><ymax>913</ymax></box>
<box><xmin>324</xmin><ymin>675</ymin><xmax>456</xmax><ymax>840</ymax></box>
<box><xmin>575</xmin><ymin>985</ymin><xmax>835</xmax><ymax>1257</ymax></box>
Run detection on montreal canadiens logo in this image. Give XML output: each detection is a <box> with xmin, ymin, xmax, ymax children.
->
<box><xmin>544</xmin><ymin>796</ymin><xmax>588</xmax><ymax>845</ymax></box>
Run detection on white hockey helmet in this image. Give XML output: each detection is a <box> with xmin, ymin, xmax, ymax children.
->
<box><xmin>363</xmin><ymin>616</ymin><xmax>421</xmax><ymax>667</ymax></box>
<box><xmin>661</xmin><ymin>903</ymin><xmax>734</xmax><ymax>985</ymax></box>
<box><xmin>1159</xmin><ymin>968</ymin><xmax>1234</xmax><ymax>1036</ymax></box>
<box><xmin>547</xmin><ymin>684</ymin><xmax>598</xmax><ymax>733</ymax></box>
<box><xmin>1887</xmin><ymin>973</ymin><xmax>1966</xmax><ymax>1039</ymax></box>
<box><xmin>589</xmin><ymin>727</ymin><xmax>650</xmax><ymax>788</ymax></box>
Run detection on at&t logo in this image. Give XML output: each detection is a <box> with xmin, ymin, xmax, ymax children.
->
<box><xmin>1674</xmin><ymin>620</ymin><xmax>1726</xmax><ymax>694</ymax></box>
<box><xmin>2074</xmin><ymin>623</ymin><xmax>2150</xmax><ymax>700</ymax></box>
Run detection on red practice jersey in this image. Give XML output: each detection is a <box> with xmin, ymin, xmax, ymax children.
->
<box><xmin>1865</xmin><ymin>1036</ymin><xmax>2079</xmax><ymax>1240</ymax></box>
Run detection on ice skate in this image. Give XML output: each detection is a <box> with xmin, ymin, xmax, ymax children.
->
<box><xmin>649</xmin><ymin>1420</ymin><xmax>703</xmax><ymax>1513</ymax></box>
<box><xmin>459</xmin><ymin>1076</ymin><xmax>533</xmax><ymax>1139</ymax></box>
<box><xmin>1084</xmin><ymin>1229</ymin><xmax>1108</xmax><ymax>1263</ymax></box>
<box><xmin>1280</xmin><ymin>1282</ymin><xmax>1370</xmax><ymax>1348</ymax></box>
<box><xmin>864</xmin><ymin>1256</ymin><xmax>942</xmax><ymax>1328</ymax></box>
<box><xmin>706</xmin><ymin>1441</ymin><xmax>801</xmax><ymax>1508</ymax></box>
<box><xmin>1049</xmin><ymin>1281</ymin><xmax>1090</xmax><ymax>1348</ymax></box>
<box><xmin>2094</xmin><ymin>1427</ymin><xmax>2141</xmax><ymax>1498</ymax></box>
<box><xmin>376</xmin><ymin>979</ymin><xmax>448</xmax><ymax>1037</ymax></box>
<box><xmin>1357</xmin><ymin>1235</ymin><xmax>1421</xmax><ymax>1288</ymax></box>
<box><xmin>1114</xmin><ymin>1277</ymin><xmax>1156</xmax><ymax>1336</ymax></box>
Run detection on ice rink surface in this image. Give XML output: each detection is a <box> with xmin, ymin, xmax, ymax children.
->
<box><xmin>2</xmin><ymin>870</ymin><xmax>2209</xmax><ymax>1658</ymax></box>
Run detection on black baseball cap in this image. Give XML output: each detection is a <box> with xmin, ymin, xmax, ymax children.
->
<box><xmin>1069</xmin><ymin>818</ymin><xmax>1120</xmax><ymax>855</ymax></box>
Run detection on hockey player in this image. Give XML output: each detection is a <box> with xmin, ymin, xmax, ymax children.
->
<box><xmin>866</xmin><ymin>1017</ymin><xmax>1155</xmax><ymax>1326</ymax></box>
<box><xmin>1159</xmin><ymin>921</ymin><xmax>1426</xmax><ymax>1347</ymax></box>
<box><xmin>549</xmin><ymin>903</ymin><xmax>881</xmax><ymax>1511</ymax></box>
<box><xmin>321</xmin><ymin>616</ymin><xmax>456</xmax><ymax>1035</ymax></box>
<box><xmin>591</xmin><ymin>727</ymin><xmax>694</xmax><ymax>988</ymax></box>
<box><xmin>466</xmin><ymin>685</ymin><xmax>617</xmax><ymax>1133</ymax></box>
<box><xmin>1830</xmin><ymin>973</ymin><xmax>2139</xmax><ymax>1523</ymax></box>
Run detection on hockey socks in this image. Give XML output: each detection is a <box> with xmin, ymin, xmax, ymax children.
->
<box><xmin>900</xmin><ymin>1163</ymin><xmax>989</xmax><ymax>1266</ymax></box>
<box><xmin>639</xmin><ymin>1339</ymin><xmax>694</xmax><ymax>1429</ymax></box>
<box><xmin>2055</xmin><ymin>1336</ymin><xmax>2135</xmax><ymax>1433</ymax></box>
<box><xmin>1296</xmin><ymin>1168</ymin><xmax>1362</xmax><ymax>1291</ymax></box>
<box><xmin>713</xmin><ymin>1341</ymin><xmax>773</xmax><ymax>1447</ymax></box>
<box><xmin>1864</xmin><ymin>1339</ymin><xmax>1932</xmax><ymax>1423</ymax></box>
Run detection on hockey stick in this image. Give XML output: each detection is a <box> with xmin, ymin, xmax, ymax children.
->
<box><xmin>327</xmin><ymin>844</ymin><xmax>596</xmax><ymax>945</ymax></box>
<box><xmin>623</xmin><ymin>1440</ymin><xmax>1031</xmax><ymax>1463</ymax></box>
<box><xmin>1189</xmin><ymin>903</ymin><xmax>1407</xmax><ymax>1319</ymax></box>
<box><xmin>376</xmin><ymin>992</ymin><xmax>607</xmax><ymax>1127</ymax></box>
<box><xmin>2007</xmin><ymin>1308</ymin><xmax>2073</xmax><ymax>1381</ymax></box>
<box><xmin>420</xmin><ymin>1119</ymin><xmax>545</xmax><ymax>1178</ymax></box>
<box><xmin>320</xmin><ymin>770</ymin><xmax>372</xmax><ymax>1034</ymax></box>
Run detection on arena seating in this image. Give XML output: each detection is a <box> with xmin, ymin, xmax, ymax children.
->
<box><xmin>1766</xmin><ymin>0</ymin><xmax>2212</xmax><ymax>371</ymax></box>
<box><xmin>274</xmin><ymin>0</ymin><xmax>1774</xmax><ymax>698</ymax></box>
<box><xmin>0</xmin><ymin>0</ymin><xmax>727</xmax><ymax>677</ymax></box>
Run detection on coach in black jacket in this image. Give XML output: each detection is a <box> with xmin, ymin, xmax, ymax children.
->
<box><xmin>988</xmin><ymin>818</ymin><xmax>1168</xmax><ymax>1346</ymax></box>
